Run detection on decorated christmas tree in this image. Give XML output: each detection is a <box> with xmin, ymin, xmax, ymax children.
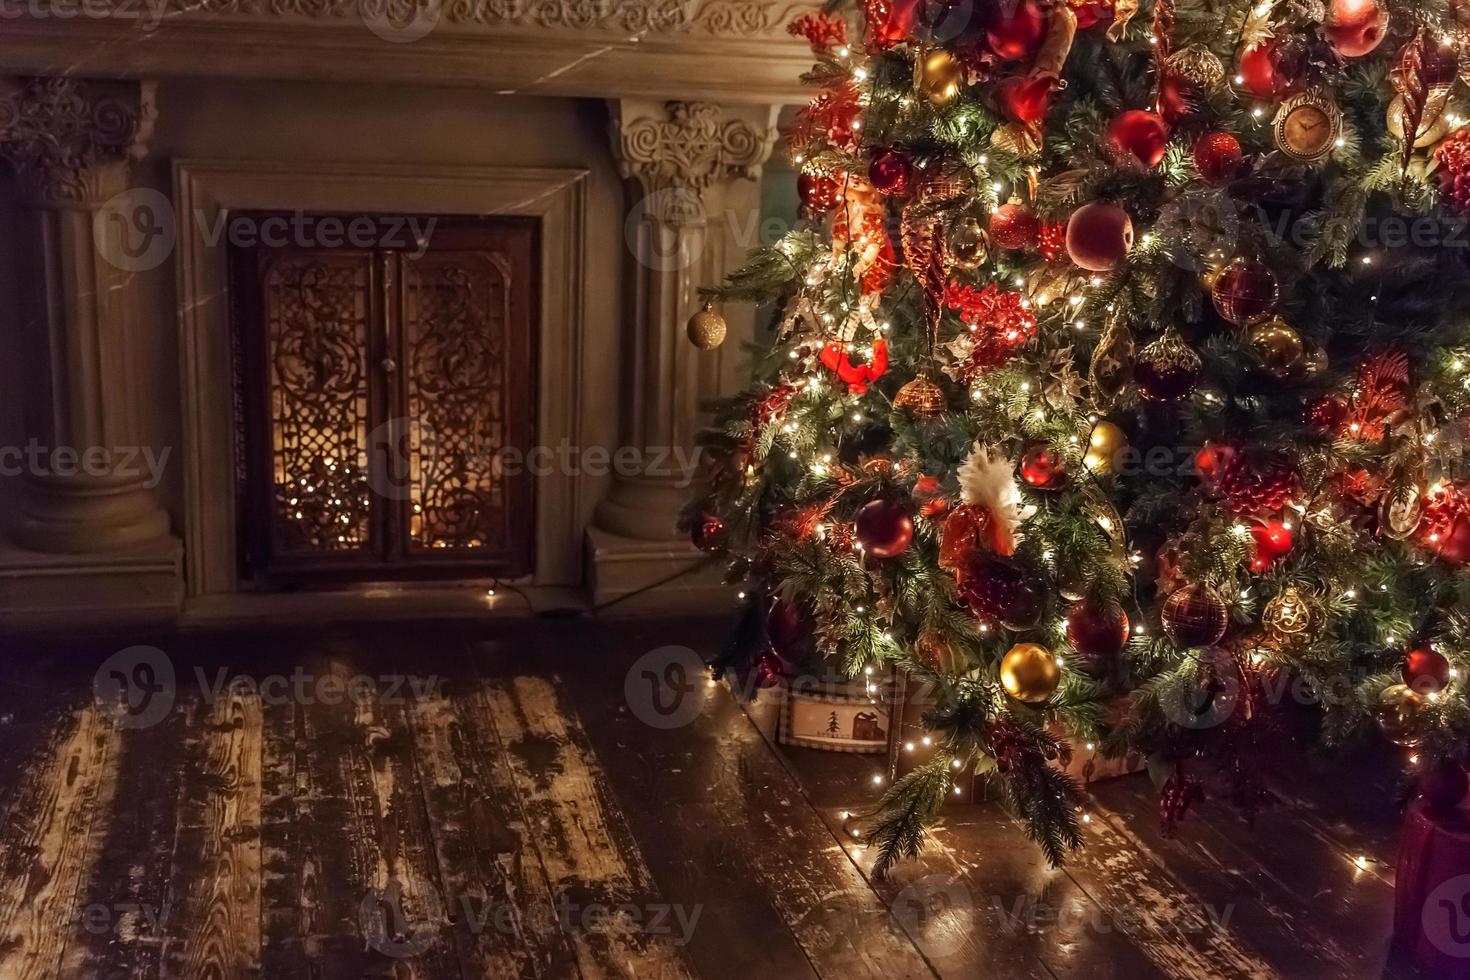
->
<box><xmin>685</xmin><ymin>0</ymin><xmax>1470</xmax><ymax>873</ymax></box>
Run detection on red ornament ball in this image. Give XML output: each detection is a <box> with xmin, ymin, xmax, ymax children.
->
<box><xmin>986</xmin><ymin>0</ymin><xmax>1048</xmax><ymax>61</ymax></box>
<box><xmin>1161</xmin><ymin>582</ymin><xmax>1230</xmax><ymax>649</ymax></box>
<box><xmin>767</xmin><ymin>598</ymin><xmax>809</xmax><ymax>663</ymax></box>
<box><xmin>1020</xmin><ymin>443</ymin><xmax>1067</xmax><ymax>489</ymax></box>
<box><xmin>1108</xmin><ymin>109</ymin><xmax>1171</xmax><ymax>169</ymax></box>
<box><xmin>1323</xmin><ymin>0</ymin><xmax>1388</xmax><ymax>58</ymax></box>
<box><xmin>868</xmin><ymin>149</ymin><xmax>912</xmax><ymax>196</ymax></box>
<box><xmin>854</xmin><ymin>498</ymin><xmax>914</xmax><ymax>558</ymax></box>
<box><xmin>1237</xmin><ymin>40</ymin><xmax>1300</xmax><ymax>100</ymax></box>
<box><xmin>1211</xmin><ymin>259</ymin><xmax>1279</xmax><ymax>325</ymax></box>
<box><xmin>959</xmin><ymin>554</ymin><xmax>1050</xmax><ymax>630</ymax></box>
<box><xmin>1303</xmin><ymin>394</ymin><xmax>1350</xmax><ymax>434</ymax></box>
<box><xmin>1037</xmin><ymin>220</ymin><xmax>1066</xmax><ymax>261</ymax></box>
<box><xmin>797</xmin><ymin>169</ymin><xmax>841</xmax><ymax>212</ymax></box>
<box><xmin>1420</xmin><ymin>760</ymin><xmax>1470</xmax><ymax>810</ymax></box>
<box><xmin>995</xmin><ymin>74</ymin><xmax>1056</xmax><ymax>126</ymax></box>
<box><xmin>691</xmin><ymin>513</ymin><xmax>727</xmax><ymax>552</ymax></box>
<box><xmin>1194</xmin><ymin>132</ymin><xmax>1244</xmax><ymax>184</ymax></box>
<box><xmin>990</xmin><ymin>203</ymin><xmax>1040</xmax><ymax>251</ymax></box>
<box><xmin>1193</xmin><ymin>442</ymin><xmax>1237</xmax><ymax>485</ymax></box>
<box><xmin>1065</xmin><ymin>201</ymin><xmax>1134</xmax><ymax>272</ymax></box>
<box><xmin>1066</xmin><ymin>600</ymin><xmax>1131</xmax><ymax>671</ymax></box>
<box><xmin>1249</xmin><ymin>518</ymin><xmax>1294</xmax><ymax>572</ymax></box>
<box><xmin>753</xmin><ymin>647</ymin><xmax>786</xmax><ymax>689</ymax></box>
<box><xmin>1422</xmin><ymin>484</ymin><xmax>1470</xmax><ymax>565</ymax></box>
<box><xmin>1436</xmin><ymin>131</ymin><xmax>1470</xmax><ymax>217</ymax></box>
<box><xmin>1403</xmin><ymin>645</ymin><xmax>1451</xmax><ymax>696</ymax></box>
<box><xmin>1157</xmin><ymin>73</ymin><xmax>1196</xmax><ymax>126</ymax></box>
<box><xmin>1134</xmin><ymin>329</ymin><xmax>1202</xmax><ymax>402</ymax></box>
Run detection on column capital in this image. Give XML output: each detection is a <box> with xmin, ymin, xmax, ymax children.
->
<box><xmin>610</xmin><ymin>99</ymin><xmax>778</xmax><ymax>199</ymax></box>
<box><xmin>0</xmin><ymin>77</ymin><xmax>156</xmax><ymax>203</ymax></box>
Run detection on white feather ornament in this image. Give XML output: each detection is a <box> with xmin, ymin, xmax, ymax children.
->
<box><xmin>957</xmin><ymin>443</ymin><xmax>1031</xmax><ymax>555</ymax></box>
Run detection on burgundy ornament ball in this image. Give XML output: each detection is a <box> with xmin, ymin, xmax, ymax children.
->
<box><xmin>1134</xmin><ymin>327</ymin><xmax>1203</xmax><ymax>402</ymax></box>
<box><xmin>797</xmin><ymin>169</ymin><xmax>841</xmax><ymax>212</ymax></box>
<box><xmin>1065</xmin><ymin>201</ymin><xmax>1134</xmax><ymax>272</ymax></box>
<box><xmin>1419</xmin><ymin>759</ymin><xmax>1469</xmax><ymax>810</ymax></box>
<box><xmin>1109</xmin><ymin>110</ymin><xmax>1171</xmax><ymax>169</ymax></box>
<box><xmin>1194</xmin><ymin>132</ymin><xmax>1244</xmax><ymax>184</ymax></box>
<box><xmin>767</xmin><ymin>598</ymin><xmax>809</xmax><ymax>663</ymax></box>
<box><xmin>1161</xmin><ymin>582</ymin><xmax>1230</xmax><ymax>648</ymax></box>
<box><xmin>1304</xmin><ymin>394</ymin><xmax>1350</xmax><ymax>434</ymax></box>
<box><xmin>959</xmin><ymin>554</ymin><xmax>1050</xmax><ymax>630</ymax></box>
<box><xmin>854</xmin><ymin>498</ymin><xmax>914</xmax><ymax>558</ymax></box>
<box><xmin>1237</xmin><ymin>39</ymin><xmax>1300</xmax><ymax>100</ymax></box>
<box><xmin>691</xmin><ymin>512</ymin><xmax>727</xmax><ymax>552</ymax></box>
<box><xmin>1066</xmin><ymin>600</ymin><xmax>1131</xmax><ymax>671</ymax></box>
<box><xmin>1403</xmin><ymin>644</ymin><xmax>1452</xmax><ymax>696</ymax></box>
<box><xmin>1211</xmin><ymin>259</ymin><xmax>1279</xmax><ymax>325</ymax></box>
<box><xmin>868</xmin><ymin>149</ymin><xmax>912</xmax><ymax>196</ymax></box>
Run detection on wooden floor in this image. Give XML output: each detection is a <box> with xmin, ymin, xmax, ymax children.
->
<box><xmin>0</xmin><ymin>616</ymin><xmax>1425</xmax><ymax>980</ymax></box>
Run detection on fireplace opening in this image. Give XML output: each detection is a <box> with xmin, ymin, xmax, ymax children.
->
<box><xmin>228</xmin><ymin>213</ymin><xmax>539</xmax><ymax>588</ymax></box>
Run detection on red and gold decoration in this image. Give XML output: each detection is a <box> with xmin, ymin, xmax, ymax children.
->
<box><xmin>1108</xmin><ymin>109</ymin><xmax>1170</xmax><ymax>169</ymax></box>
<box><xmin>1134</xmin><ymin>326</ymin><xmax>1202</xmax><ymax>402</ymax></box>
<box><xmin>1020</xmin><ymin>443</ymin><xmax>1067</xmax><ymax>489</ymax></box>
<box><xmin>1161</xmin><ymin>582</ymin><xmax>1230</xmax><ymax>648</ymax></box>
<box><xmin>1262</xmin><ymin>585</ymin><xmax>1319</xmax><ymax>647</ymax></box>
<box><xmin>869</xmin><ymin>148</ymin><xmax>913</xmax><ymax>195</ymax></box>
<box><xmin>1249</xmin><ymin>518</ymin><xmax>1294</xmax><ymax>571</ymax></box>
<box><xmin>1247</xmin><ymin>317</ymin><xmax>1306</xmax><ymax>379</ymax></box>
<box><xmin>1218</xmin><ymin>453</ymin><xmax>1298</xmax><ymax>515</ymax></box>
<box><xmin>1273</xmin><ymin>91</ymin><xmax>1343</xmax><ymax>164</ymax></box>
<box><xmin>1323</xmin><ymin>0</ymin><xmax>1388</xmax><ymax>59</ymax></box>
<box><xmin>1236</xmin><ymin>38</ymin><xmax>1301</xmax><ymax>100</ymax></box>
<box><xmin>895</xmin><ymin>373</ymin><xmax>947</xmax><ymax>416</ymax></box>
<box><xmin>1066</xmin><ymin>600</ymin><xmax>1130</xmax><ymax>672</ymax></box>
<box><xmin>1000</xmin><ymin>642</ymin><xmax>1062</xmax><ymax>703</ymax></box>
<box><xmin>989</xmin><ymin>202</ymin><xmax>1041</xmax><ymax>251</ymax></box>
<box><xmin>1193</xmin><ymin>131</ymin><xmax>1243</xmax><ymax>184</ymax></box>
<box><xmin>943</xmin><ymin>214</ymin><xmax>991</xmax><ymax>269</ymax></box>
<box><xmin>916</xmin><ymin>47</ymin><xmax>965</xmax><ymax>105</ymax></box>
<box><xmin>1083</xmin><ymin>419</ymin><xmax>1128</xmax><ymax>476</ymax></box>
<box><xmin>1373</xmin><ymin>683</ymin><xmax>1427</xmax><ymax>746</ymax></box>
<box><xmin>691</xmin><ymin>512</ymin><xmax>726</xmax><ymax>552</ymax></box>
<box><xmin>1435</xmin><ymin>129</ymin><xmax>1470</xmax><ymax>216</ymax></box>
<box><xmin>1421</xmin><ymin>482</ymin><xmax>1470</xmax><ymax>565</ymax></box>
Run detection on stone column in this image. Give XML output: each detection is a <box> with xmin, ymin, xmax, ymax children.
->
<box><xmin>588</xmin><ymin>99</ymin><xmax>778</xmax><ymax>606</ymax></box>
<box><xmin>0</xmin><ymin>77</ymin><xmax>181</xmax><ymax>625</ymax></box>
<box><xmin>596</xmin><ymin>99</ymin><xmax>778</xmax><ymax>539</ymax></box>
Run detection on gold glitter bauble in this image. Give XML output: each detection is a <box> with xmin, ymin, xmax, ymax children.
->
<box><xmin>943</xmin><ymin>215</ymin><xmax>990</xmax><ymax>270</ymax></box>
<box><xmin>1000</xmin><ymin>642</ymin><xmax>1061</xmax><ymax>703</ymax></box>
<box><xmin>686</xmin><ymin>302</ymin><xmax>727</xmax><ymax>350</ymax></box>
<box><xmin>1387</xmin><ymin>95</ymin><xmax>1452</xmax><ymax>149</ymax></box>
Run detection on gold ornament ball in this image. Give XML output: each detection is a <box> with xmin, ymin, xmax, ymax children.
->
<box><xmin>1373</xmin><ymin>683</ymin><xmax>1427</xmax><ymax>747</ymax></box>
<box><xmin>1262</xmin><ymin>586</ymin><xmax>1318</xmax><ymax>645</ymax></box>
<box><xmin>1248</xmin><ymin>317</ymin><xmax>1306</xmax><ymax>380</ymax></box>
<box><xmin>916</xmin><ymin>49</ymin><xmax>964</xmax><ymax>106</ymax></box>
<box><xmin>1083</xmin><ymin>420</ymin><xmax>1128</xmax><ymax>476</ymax></box>
<box><xmin>944</xmin><ymin>216</ymin><xmax>990</xmax><ymax>270</ymax></box>
<box><xmin>686</xmin><ymin>302</ymin><xmax>727</xmax><ymax>350</ymax></box>
<box><xmin>895</xmin><ymin>374</ymin><xmax>947</xmax><ymax>417</ymax></box>
<box><xmin>1000</xmin><ymin>642</ymin><xmax>1062</xmax><ymax>703</ymax></box>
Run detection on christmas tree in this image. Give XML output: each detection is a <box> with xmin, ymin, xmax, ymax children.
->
<box><xmin>686</xmin><ymin>0</ymin><xmax>1470</xmax><ymax>874</ymax></box>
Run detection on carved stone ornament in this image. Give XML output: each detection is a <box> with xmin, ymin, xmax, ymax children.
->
<box><xmin>0</xmin><ymin>77</ymin><xmax>155</xmax><ymax>201</ymax></box>
<box><xmin>614</xmin><ymin>100</ymin><xmax>776</xmax><ymax>196</ymax></box>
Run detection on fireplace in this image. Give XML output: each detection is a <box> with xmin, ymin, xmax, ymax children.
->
<box><xmin>228</xmin><ymin>213</ymin><xmax>538</xmax><ymax>586</ymax></box>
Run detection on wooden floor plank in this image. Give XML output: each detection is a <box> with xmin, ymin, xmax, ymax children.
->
<box><xmin>407</xmin><ymin>680</ymin><xmax>580</xmax><ymax>978</ymax></box>
<box><xmin>484</xmin><ymin>674</ymin><xmax>697</xmax><ymax>980</ymax></box>
<box><xmin>0</xmin><ymin>704</ymin><xmax>120</xmax><ymax>980</ymax></box>
<box><xmin>64</xmin><ymin>705</ymin><xmax>189</xmax><ymax>979</ymax></box>
<box><xmin>160</xmin><ymin>691</ymin><xmax>265</xmax><ymax>980</ymax></box>
<box><xmin>1088</xmin><ymin>777</ymin><xmax>1401</xmax><ymax>979</ymax></box>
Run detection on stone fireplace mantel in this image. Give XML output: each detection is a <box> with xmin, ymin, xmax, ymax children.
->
<box><xmin>0</xmin><ymin>0</ymin><xmax>816</xmax><ymax>103</ymax></box>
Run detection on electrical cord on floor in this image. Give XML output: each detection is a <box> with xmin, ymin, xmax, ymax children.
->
<box><xmin>480</xmin><ymin>555</ymin><xmax>723</xmax><ymax>619</ymax></box>
<box><xmin>589</xmin><ymin>555</ymin><xmax>724</xmax><ymax>615</ymax></box>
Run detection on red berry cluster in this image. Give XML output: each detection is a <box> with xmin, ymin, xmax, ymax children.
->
<box><xmin>786</xmin><ymin>12</ymin><xmax>847</xmax><ymax>53</ymax></box>
<box><xmin>1437</xmin><ymin>130</ymin><xmax>1470</xmax><ymax>216</ymax></box>
<box><xmin>1218</xmin><ymin>455</ymin><xmax>1298</xmax><ymax>515</ymax></box>
<box><xmin>944</xmin><ymin>282</ymin><xmax>1039</xmax><ymax>375</ymax></box>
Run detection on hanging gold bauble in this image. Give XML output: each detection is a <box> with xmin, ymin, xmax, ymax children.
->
<box><xmin>895</xmin><ymin>374</ymin><xmax>947</xmax><ymax>417</ymax></box>
<box><xmin>1165</xmin><ymin>44</ymin><xmax>1226</xmax><ymax>91</ymax></box>
<box><xmin>686</xmin><ymin>302</ymin><xmax>727</xmax><ymax>350</ymax></box>
<box><xmin>915</xmin><ymin>48</ymin><xmax>964</xmax><ymax>106</ymax></box>
<box><xmin>943</xmin><ymin>215</ymin><xmax>990</xmax><ymax>270</ymax></box>
<box><xmin>1373</xmin><ymin>683</ymin><xmax>1427</xmax><ymax>747</ymax></box>
<box><xmin>1248</xmin><ymin>317</ymin><xmax>1306</xmax><ymax>379</ymax></box>
<box><xmin>1089</xmin><ymin>320</ymin><xmax>1136</xmax><ymax>410</ymax></box>
<box><xmin>1262</xmin><ymin>586</ymin><xmax>1320</xmax><ymax>646</ymax></box>
<box><xmin>1000</xmin><ymin>642</ymin><xmax>1062</xmax><ymax>703</ymax></box>
<box><xmin>1083</xmin><ymin>420</ymin><xmax>1128</xmax><ymax>476</ymax></box>
<box><xmin>1387</xmin><ymin>94</ymin><xmax>1452</xmax><ymax>149</ymax></box>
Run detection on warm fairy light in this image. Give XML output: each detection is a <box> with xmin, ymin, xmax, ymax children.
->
<box><xmin>872</xmin><ymin>774</ymin><xmax>884</xmax><ymax>785</ymax></box>
<box><xmin>1354</xmin><ymin>855</ymin><xmax>1369</xmax><ymax>870</ymax></box>
<box><xmin>905</xmin><ymin>741</ymin><xmax>915</xmax><ymax>752</ymax></box>
<box><xmin>951</xmin><ymin>758</ymin><xmax>962</xmax><ymax>768</ymax></box>
<box><xmin>922</xmin><ymin>736</ymin><xmax>932</xmax><ymax>746</ymax></box>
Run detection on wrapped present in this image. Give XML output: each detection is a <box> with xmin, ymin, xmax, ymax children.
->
<box><xmin>1394</xmin><ymin>798</ymin><xmax>1470</xmax><ymax>977</ymax></box>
